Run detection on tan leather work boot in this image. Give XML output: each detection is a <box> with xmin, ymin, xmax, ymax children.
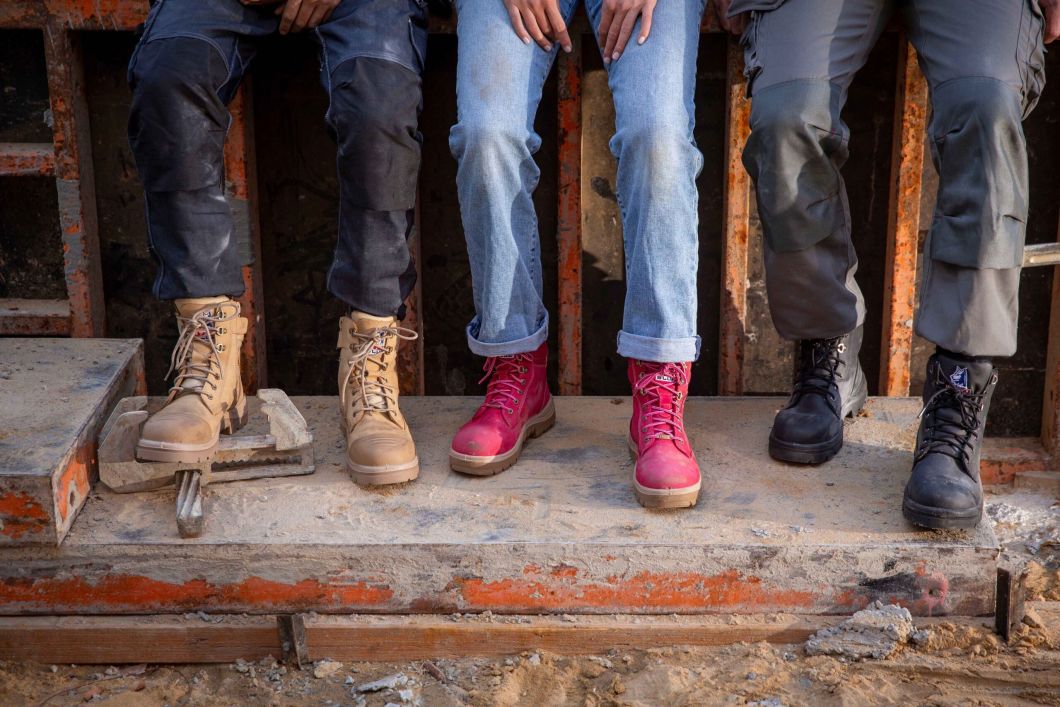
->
<box><xmin>137</xmin><ymin>297</ymin><xmax>248</xmax><ymax>463</ymax></box>
<box><xmin>338</xmin><ymin>312</ymin><xmax>419</xmax><ymax>485</ymax></box>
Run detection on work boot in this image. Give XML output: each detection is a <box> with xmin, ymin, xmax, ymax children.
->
<box><xmin>902</xmin><ymin>352</ymin><xmax>998</xmax><ymax>529</ymax></box>
<box><xmin>769</xmin><ymin>326</ymin><xmax>868</xmax><ymax>465</ymax></box>
<box><xmin>628</xmin><ymin>360</ymin><xmax>701</xmax><ymax>509</ymax></box>
<box><xmin>137</xmin><ymin>297</ymin><xmax>248</xmax><ymax>462</ymax></box>
<box><xmin>450</xmin><ymin>341</ymin><xmax>554</xmax><ymax>475</ymax></box>
<box><xmin>338</xmin><ymin>312</ymin><xmax>420</xmax><ymax>485</ymax></box>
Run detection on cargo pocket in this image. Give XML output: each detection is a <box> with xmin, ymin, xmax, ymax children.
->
<box><xmin>1017</xmin><ymin>0</ymin><xmax>1046</xmax><ymax>116</ymax></box>
<box><xmin>740</xmin><ymin>12</ymin><xmax>762</xmax><ymax>97</ymax></box>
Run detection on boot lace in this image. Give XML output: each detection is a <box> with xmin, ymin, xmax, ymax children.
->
<box><xmin>341</xmin><ymin>326</ymin><xmax>418</xmax><ymax>421</ymax></box>
<box><xmin>792</xmin><ymin>337</ymin><xmax>845</xmax><ymax>406</ymax></box>
<box><xmin>634</xmin><ymin>363</ymin><xmax>688</xmax><ymax>442</ymax></box>
<box><xmin>165</xmin><ymin>303</ymin><xmax>239</xmax><ymax>401</ymax></box>
<box><xmin>480</xmin><ymin>353</ymin><xmax>533</xmax><ymax>415</ymax></box>
<box><xmin>915</xmin><ymin>367</ymin><xmax>992</xmax><ymax>470</ymax></box>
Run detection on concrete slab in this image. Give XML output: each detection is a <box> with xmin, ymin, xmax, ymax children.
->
<box><xmin>0</xmin><ymin>396</ymin><xmax>998</xmax><ymax>616</ymax></box>
<box><xmin>0</xmin><ymin>338</ymin><xmax>144</xmax><ymax>545</ymax></box>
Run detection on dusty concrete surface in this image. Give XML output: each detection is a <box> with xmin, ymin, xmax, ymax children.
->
<box><xmin>0</xmin><ymin>338</ymin><xmax>143</xmax><ymax>545</ymax></box>
<box><xmin>0</xmin><ymin>602</ymin><xmax>1057</xmax><ymax>706</ymax></box>
<box><xmin>0</xmin><ymin>397</ymin><xmax>999</xmax><ymax>615</ymax></box>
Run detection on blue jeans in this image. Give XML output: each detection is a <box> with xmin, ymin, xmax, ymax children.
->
<box><xmin>449</xmin><ymin>0</ymin><xmax>706</xmax><ymax>362</ymax></box>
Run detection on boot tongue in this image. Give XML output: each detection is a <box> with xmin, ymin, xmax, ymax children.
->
<box><xmin>173</xmin><ymin>298</ymin><xmax>232</xmax><ymax>396</ymax></box>
<box><xmin>348</xmin><ymin>314</ymin><xmax>398</xmax><ymax>415</ymax></box>
<box><xmin>934</xmin><ymin>354</ymin><xmax>994</xmax><ymax>396</ymax></box>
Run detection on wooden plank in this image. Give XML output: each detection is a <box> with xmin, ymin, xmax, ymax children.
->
<box><xmin>557</xmin><ymin>39</ymin><xmax>583</xmax><ymax>395</ymax></box>
<box><xmin>0</xmin><ymin>298</ymin><xmax>70</xmax><ymax>336</ymax></box>
<box><xmin>879</xmin><ymin>40</ymin><xmax>928</xmax><ymax>396</ymax></box>
<box><xmin>224</xmin><ymin>83</ymin><xmax>268</xmax><ymax>393</ymax></box>
<box><xmin>0</xmin><ymin>616</ymin><xmax>279</xmax><ymax>664</ymax></box>
<box><xmin>0</xmin><ymin>142</ymin><xmax>56</xmax><ymax>177</ymax></box>
<box><xmin>43</xmin><ymin>25</ymin><xmax>106</xmax><ymax>338</ymax></box>
<box><xmin>718</xmin><ymin>40</ymin><xmax>752</xmax><ymax>396</ymax></box>
<box><xmin>1043</xmin><ymin>211</ymin><xmax>1060</xmax><ymax>461</ymax></box>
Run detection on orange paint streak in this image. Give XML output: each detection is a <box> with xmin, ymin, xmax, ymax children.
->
<box><xmin>55</xmin><ymin>445</ymin><xmax>92</xmax><ymax>522</ymax></box>
<box><xmin>0</xmin><ymin>492</ymin><xmax>50</xmax><ymax>540</ymax></box>
<box><xmin>0</xmin><ymin>574</ymin><xmax>393</xmax><ymax>612</ymax></box>
<box><xmin>454</xmin><ymin>570</ymin><xmax>816</xmax><ymax>612</ymax></box>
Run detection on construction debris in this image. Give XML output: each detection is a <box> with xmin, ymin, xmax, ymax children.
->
<box><xmin>804</xmin><ymin>601</ymin><xmax>917</xmax><ymax>660</ymax></box>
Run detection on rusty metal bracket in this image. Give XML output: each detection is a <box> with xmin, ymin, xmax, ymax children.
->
<box><xmin>995</xmin><ymin>559</ymin><xmax>1029</xmax><ymax>643</ymax></box>
<box><xmin>277</xmin><ymin>614</ymin><xmax>309</xmax><ymax>668</ymax></box>
<box><xmin>98</xmin><ymin>389</ymin><xmax>314</xmax><ymax>538</ymax></box>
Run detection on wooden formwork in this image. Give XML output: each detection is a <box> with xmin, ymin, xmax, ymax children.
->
<box><xmin>0</xmin><ymin>2</ymin><xmax>1058</xmax><ymax>472</ymax></box>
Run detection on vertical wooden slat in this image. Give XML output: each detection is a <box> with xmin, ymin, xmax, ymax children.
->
<box><xmin>557</xmin><ymin>38</ymin><xmax>583</xmax><ymax>395</ymax></box>
<box><xmin>718</xmin><ymin>40</ymin><xmax>751</xmax><ymax>396</ymax></box>
<box><xmin>1043</xmin><ymin>214</ymin><xmax>1060</xmax><ymax>463</ymax></box>
<box><xmin>224</xmin><ymin>83</ymin><xmax>268</xmax><ymax>392</ymax></box>
<box><xmin>398</xmin><ymin>196</ymin><xmax>426</xmax><ymax>396</ymax></box>
<box><xmin>879</xmin><ymin>40</ymin><xmax>928</xmax><ymax>397</ymax></box>
<box><xmin>43</xmin><ymin>24</ymin><xmax>106</xmax><ymax>338</ymax></box>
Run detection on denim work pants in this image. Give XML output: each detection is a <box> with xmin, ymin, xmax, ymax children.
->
<box><xmin>450</xmin><ymin>0</ymin><xmax>706</xmax><ymax>363</ymax></box>
<box><xmin>128</xmin><ymin>0</ymin><xmax>428</xmax><ymax>318</ymax></box>
<box><xmin>736</xmin><ymin>0</ymin><xmax>1046</xmax><ymax>357</ymax></box>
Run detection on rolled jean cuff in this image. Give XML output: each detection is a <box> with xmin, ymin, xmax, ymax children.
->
<box><xmin>466</xmin><ymin>313</ymin><xmax>549</xmax><ymax>357</ymax></box>
<box><xmin>617</xmin><ymin>331</ymin><xmax>701</xmax><ymax>363</ymax></box>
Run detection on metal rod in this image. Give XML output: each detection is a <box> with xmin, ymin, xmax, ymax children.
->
<box><xmin>1024</xmin><ymin>242</ymin><xmax>1060</xmax><ymax>268</ymax></box>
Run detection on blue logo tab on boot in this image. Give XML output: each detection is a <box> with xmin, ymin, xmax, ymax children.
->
<box><xmin>949</xmin><ymin>365</ymin><xmax>970</xmax><ymax>392</ymax></box>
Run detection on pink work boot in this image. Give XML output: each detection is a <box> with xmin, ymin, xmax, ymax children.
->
<box><xmin>628</xmin><ymin>360</ymin><xmax>701</xmax><ymax>509</ymax></box>
<box><xmin>450</xmin><ymin>341</ymin><xmax>555</xmax><ymax>475</ymax></box>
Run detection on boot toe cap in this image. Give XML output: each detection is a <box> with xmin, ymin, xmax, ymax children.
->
<box><xmin>772</xmin><ymin>409</ymin><xmax>841</xmax><ymax>446</ymax></box>
<box><xmin>347</xmin><ymin>435</ymin><xmax>417</xmax><ymax>468</ymax></box>
<box><xmin>905</xmin><ymin>464</ymin><xmax>981</xmax><ymax>512</ymax></box>
<box><xmin>451</xmin><ymin>423</ymin><xmax>514</xmax><ymax>458</ymax></box>
<box><xmin>140</xmin><ymin>410</ymin><xmax>215</xmax><ymax>447</ymax></box>
<box><xmin>635</xmin><ymin>448</ymin><xmax>701</xmax><ymax>491</ymax></box>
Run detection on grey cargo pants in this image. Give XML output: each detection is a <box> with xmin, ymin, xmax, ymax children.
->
<box><xmin>734</xmin><ymin>0</ymin><xmax>1046</xmax><ymax>357</ymax></box>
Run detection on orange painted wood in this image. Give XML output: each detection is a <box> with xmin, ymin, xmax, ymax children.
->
<box><xmin>0</xmin><ymin>299</ymin><xmax>71</xmax><ymax>336</ymax></box>
<box><xmin>880</xmin><ymin>41</ymin><xmax>927</xmax><ymax>397</ymax></box>
<box><xmin>718</xmin><ymin>41</ymin><xmax>752</xmax><ymax>396</ymax></box>
<box><xmin>0</xmin><ymin>142</ymin><xmax>56</xmax><ymax>176</ymax></box>
<box><xmin>557</xmin><ymin>40</ymin><xmax>583</xmax><ymax>395</ymax></box>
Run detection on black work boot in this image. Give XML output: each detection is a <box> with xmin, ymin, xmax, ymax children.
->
<box><xmin>769</xmin><ymin>326</ymin><xmax>868</xmax><ymax>464</ymax></box>
<box><xmin>902</xmin><ymin>352</ymin><xmax>998</xmax><ymax>529</ymax></box>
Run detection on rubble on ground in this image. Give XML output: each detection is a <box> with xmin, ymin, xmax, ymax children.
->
<box><xmin>804</xmin><ymin>601</ymin><xmax>918</xmax><ymax>660</ymax></box>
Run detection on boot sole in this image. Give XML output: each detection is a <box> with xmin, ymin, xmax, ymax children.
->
<box><xmin>627</xmin><ymin>438</ymin><xmax>700</xmax><ymax>510</ymax></box>
<box><xmin>348</xmin><ymin>457</ymin><xmax>420</xmax><ymax>486</ymax></box>
<box><xmin>135</xmin><ymin>395</ymin><xmax>248</xmax><ymax>463</ymax></box>
<box><xmin>768</xmin><ymin>380</ymin><xmax>868</xmax><ymax>466</ymax></box>
<box><xmin>902</xmin><ymin>498</ymin><xmax>982</xmax><ymax>530</ymax></box>
<box><xmin>449</xmin><ymin>400</ymin><xmax>556</xmax><ymax>476</ymax></box>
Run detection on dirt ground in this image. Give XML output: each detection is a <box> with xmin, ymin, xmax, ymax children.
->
<box><xmin>2</xmin><ymin>488</ymin><xmax>1057</xmax><ymax>707</ymax></box>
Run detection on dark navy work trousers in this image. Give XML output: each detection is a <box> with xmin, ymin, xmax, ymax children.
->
<box><xmin>128</xmin><ymin>0</ymin><xmax>427</xmax><ymax>317</ymax></box>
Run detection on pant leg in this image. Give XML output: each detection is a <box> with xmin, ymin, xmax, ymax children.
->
<box><xmin>904</xmin><ymin>0</ymin><xmax>1045</xmax><ymax>357</ymax></box>
<box><xmin>316</xmin><ymin>0</ymin><xmax>428</xmax><ymax>319</ymax></box>
<box><xmin>740</xmin><ymin>0</ymin><xmax>891</xmax><ymax>340</ymax></box>
<box><xmin>578</xmin><ymin>0</ymin><xmax>705</xmax><ymax>362</ymax></box>
<box><xmin>127</xmin><ymin>0</ymin><xmax>275</xmax><ymax>301</ymax></box>
<box><xmin>448</xmin><ymin>0</ymin><xmax>578</xmax><ymax>356</ymax></box>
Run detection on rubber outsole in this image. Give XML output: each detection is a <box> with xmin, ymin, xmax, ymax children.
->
<box><xmin>902</xmin><ymin>498</ymin><xmax>982</xmax><ymax>529</ymax></box>
<box><xmin>348</xmin><ymin>458</ymin><xmax>420</xmax><ymax>486</ymax></box>
<box><xmin>135</xmin><ymin>395</ymin><xmax>248</xmax><ymax>463</ymax></box>
<box><xmin>449</xmin><ymin>401</ymin><xmax>556</xmax><ymax>476</ymax></box>
<box><xmin>627</xmin><ymin>438</ymin><xmax>700</xmax><ymax>509</ymax></box>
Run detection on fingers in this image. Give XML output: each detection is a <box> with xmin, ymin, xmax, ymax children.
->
<box><xmin>545</xmin><ymin>3</ymin><xmax>572</xmax><ymax>52</ymax></box>
<box><xmin>1046</xmin><ymin>8</ymin><xmax>1060</xmax><ymax>43</ymax></box>
<box><xmin>598</xmin><ymin>4</ymin><xmax>615</xmax><ymax>55</ymax></box>
<box><xmin>609</xmin><ymin>11</ymin><xmax>638</xmax><ymax>60</ymax></box>
<box><xmin>278</xmin><ymin>0</ymin><xmax>302</xmax><ymax>33</ymax></box>
<box><xmin>505</xmin><ymin>3</ymin><xmax>533</xmax><ymax>44</ymax></box>
<box><xmin>637</xmin><ymin>3</ymin><xmax>653</xmax><ymax>45</ymax></box>
<box><xmin>304</xmin><ymin>2</ymin><xmax>331</xmax><ymax>29</ymax></box>
<box><xmin>522</xmin><ymin>9</ymin><xmax>552</xmax><ymax>50</ymax></box>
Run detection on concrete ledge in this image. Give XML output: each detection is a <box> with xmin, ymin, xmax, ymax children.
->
<box><xmin>0</xmin><ymin>396</ymin><xmax>998</xmax><ymax>616</ymax></box>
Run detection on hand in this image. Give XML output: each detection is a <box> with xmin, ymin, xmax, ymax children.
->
<box><xmin>503</xmin><ymin>0</ymin><xmax>573</xmax><ymax>53</ymax></box>
<box><xmin>712</xmin><ymin>0</ymin><xmax>746</xmax><ymax>35</ymax></box>
<box><xmin>599</xmin><ymin>0</ymin><xmax>656</xmax><ymax>62</ymax></box>
<box><xmin>1042</xmin><ymin>0</ymin><xmax>1060</xmax><ymax>43</ymax></box>
<box><xmin>274</xmin><ymin>0</ymin><xmax>340</xmax><ymax>34</ymax></box>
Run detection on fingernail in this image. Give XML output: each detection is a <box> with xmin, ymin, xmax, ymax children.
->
<box><xmin>612</xmin><ymin>52</ymin><xmax>620</xmax><ymax>60</ymax></box>
<box><xmin>564</xmin><ymin>44</ymin><xmax>572</xmax><ymax>53</ymax></box>
<box><xmin>522</xmin><ymin>36</ymin><xmax>531</xmax><ymax>44</ymax></box>
<box><xmin>638</xmin><ymin>36</ymin><xmax>646</xmax><ymax>44</ymax></box>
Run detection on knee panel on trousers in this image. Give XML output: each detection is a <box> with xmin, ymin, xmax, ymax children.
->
<box><xmin>327</xmin><ymin>57</ymin><xmax>423</xmax><ymax>212</ymax></box>
<box><xmin>743</xmin><ymin>80</ymin><xmax>848</xmax><ymax>253</ymax></box>
<box><xmin>928</xmin><ymin>78</ymin><xmax>1027</xmax><ymax>270</ymax></box>
<box><xmin>128</xmin><ymin>38</ymin><xmax>232</xmax><ymax>193</ymax></box>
